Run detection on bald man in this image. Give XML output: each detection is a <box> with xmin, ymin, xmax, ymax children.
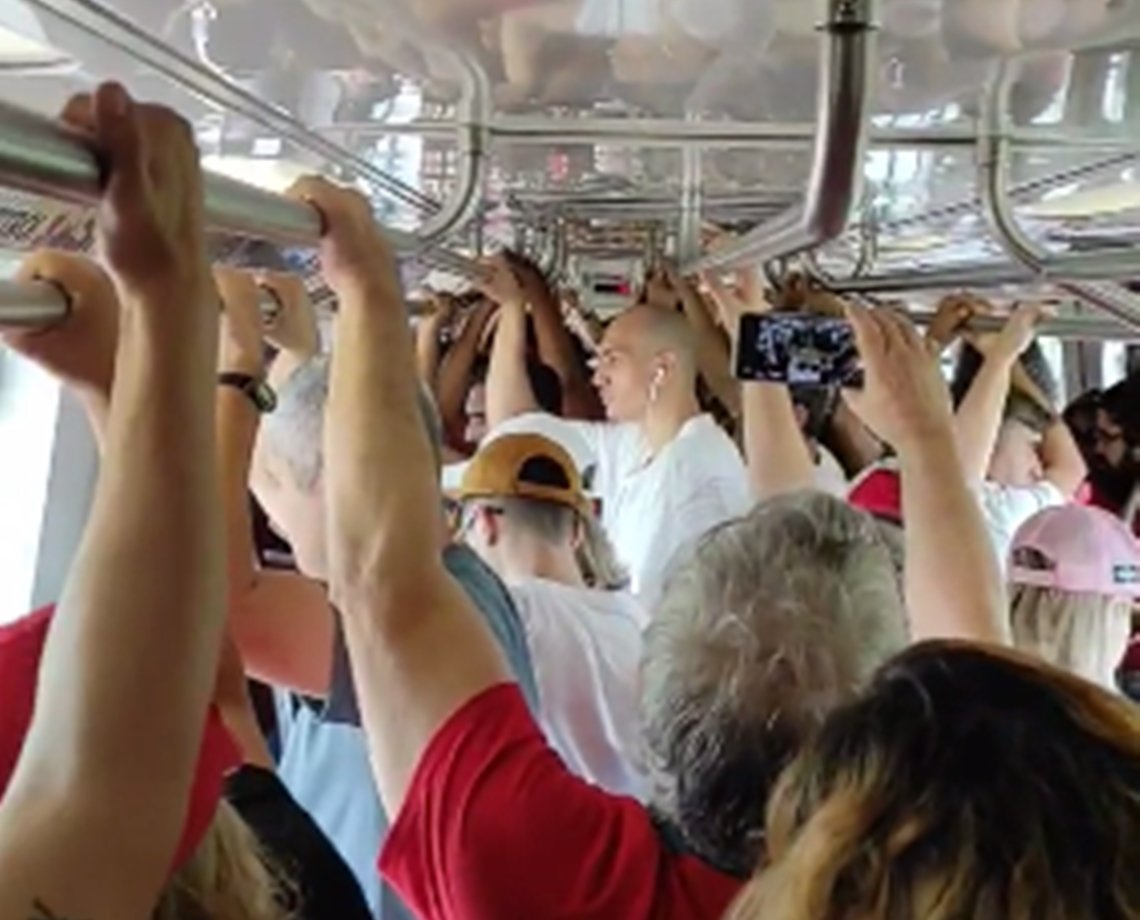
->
<box><xmin>485</xmin><ymin>277</ymin><xmax>752</xmax><ymax>609</ymax></box>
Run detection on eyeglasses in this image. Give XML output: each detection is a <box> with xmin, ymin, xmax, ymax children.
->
<box><xmin>456</xmin><ymin>504</ymin><xmax>505</xmax><ymax>539</ymax></box>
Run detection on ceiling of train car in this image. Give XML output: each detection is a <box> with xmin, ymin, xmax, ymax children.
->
<box><xmin>0</xmin><ymin>0</ymin><xmax>1139</xmax><ymax>306</ymax></box>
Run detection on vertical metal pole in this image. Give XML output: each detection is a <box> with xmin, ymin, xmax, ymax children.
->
<box><xmin>685</xmin><ymin>0</ymin><xmax>878</xmax><ymax>272</ymax></box>
<box><xmin>677</xmin><ymin>113</ymin><xmax>703</xmax><ymax>265</ymax></box>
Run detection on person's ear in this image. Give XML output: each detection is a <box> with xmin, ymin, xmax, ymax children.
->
<box><xmin>571</xmin><ymin>516</ymin><xmax>585</xmax><ymax>552</ymax></box>
<box><xmin>478</xmin><ymin>507</ymin><xmax>503</xmax><ymax>547</ymax></box>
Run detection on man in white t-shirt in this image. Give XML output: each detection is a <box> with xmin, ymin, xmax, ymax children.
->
<box><xmin>457</xmin><ymin>432</ymin><xmax>647</xmax><ymax>799</ymax></box>
<box><xmin>482</xmin><ymin>258</ymin><xmax>753</xmax><ymax>610</ymax></box>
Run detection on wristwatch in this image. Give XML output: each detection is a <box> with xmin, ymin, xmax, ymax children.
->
<box><xmin>218</xmin><ymin>373</ymin><xmax>277</xmax><ymax>413</ymax></box>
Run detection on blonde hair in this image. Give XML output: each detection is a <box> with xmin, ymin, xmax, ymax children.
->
<box><xmin>154</xmin><ymin>801</ymin><xmax>294</xmax><ymax>920</ymax></box>
<box><xmin>1010</xmin><ymin>585</ymin><xmax>1133</xmax><ymax>691</ymax></box>
<box><xmin>576</xmin><ymin>510</ymin><xmax>629</xmax><ymax>591</ymax></box>
<box><xmin>729</xmin><ymin>642</ymin><xmax>1140</xmax><ymax>920</ymax></box>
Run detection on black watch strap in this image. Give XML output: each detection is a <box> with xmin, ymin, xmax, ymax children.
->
<box><xmin>218</xmin><ymin>373</ymin><xmax>277</xmax><ymax>413</ymax></box>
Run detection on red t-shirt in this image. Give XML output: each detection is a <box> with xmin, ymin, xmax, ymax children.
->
<box><xmin>380</xmin><ymin>683</ymin><xmax>742</xmax><ymax>920</ymax></box>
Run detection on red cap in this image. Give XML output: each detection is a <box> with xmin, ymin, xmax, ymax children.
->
<box><xmin>848</xmin><ymin>466</ymin><xmax>903</xmax><ymax>525</ymax></box>
<box><xmin>0</xmin><ymin>607</ymin><xmax>239</xmax><ymax>871</ymax></box>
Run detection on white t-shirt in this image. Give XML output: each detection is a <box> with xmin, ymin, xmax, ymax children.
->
<box><xmin>507</xmin><ymin>577</ymin><xmax>648</xmax><ymax>800</ymax></box>
<box><xmin>979</xmin><ymin>480</ymin><xmax>1067</xmax><ymax>572</ymax></box>
<box><xmin>570</xmin><ymin>414</ymin><xmax>753</xmax><ymax>609</ymax></box>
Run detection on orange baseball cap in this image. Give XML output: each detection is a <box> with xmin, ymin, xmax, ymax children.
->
<box><xmin>459</xmin><ymin>433</ymin><xmax>590</xmax><ymax>516</ymax></box>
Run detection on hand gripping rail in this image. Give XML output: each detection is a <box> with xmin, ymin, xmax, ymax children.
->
<box><xmin>908</xmin><ymin>309</ymin><xmax>1140</xmax><ymax>343</ymax></box>
<box><xmin>0</xmin><ymin>99</ymin><xmax>482</xmax><ymax>328</ymax></box>
<box><xmin>28</xmin><ymin>0</ymin><xmax>439</xmax><ymax>216</ymax></box>
<box><xmin>684</xmin><ymin>0</ymin><xmax>878</xmax><ymax>274</ymax></box>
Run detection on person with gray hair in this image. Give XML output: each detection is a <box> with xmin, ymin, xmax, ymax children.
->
<box><xmin>640</xmin><ymin>491</ymin><xmax>907</xmax><ymax>875</ymax></box>
<box><xmin>632</xmin><ymin>284</ymin><xmax>1009</xmax><ymax>880</ymax></box>
<box><xmin>222</xmin><ymin>278</ymin><xmax>539</xmax><ymax>920</ymax></box>
<box><xmin>306</xmin><ymin>163</ymin><xmax>1008</xmax><ymax>920</ymax></box>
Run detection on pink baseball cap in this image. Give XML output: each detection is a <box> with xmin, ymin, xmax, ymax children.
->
<box><xmin>1009</xmin><ymin>505</ymin><xmax>1140</xmax><ymax>597</ymax></box>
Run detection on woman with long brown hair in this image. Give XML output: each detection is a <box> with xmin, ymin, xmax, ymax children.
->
<box><xmin>730</xmin><ymin>641</ymin><xmax>1140</xmax><ymax>920</ymax></box>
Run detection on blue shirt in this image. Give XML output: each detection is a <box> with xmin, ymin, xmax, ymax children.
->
<box><xmin>277</xmin><ymin>544</ymin><xmax>539</xmax><ymax>919</ymax></box>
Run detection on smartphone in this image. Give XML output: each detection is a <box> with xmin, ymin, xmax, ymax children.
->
<box><xmin>735</xmin><ymin>313</ymin><xmax>863</xmax><ymax>388</ymax></box>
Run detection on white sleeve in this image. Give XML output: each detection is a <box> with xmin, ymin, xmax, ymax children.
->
<box><xmin>982</xmin><ymin>481</ymin><xmax>1066</xmax><ymax>530</ymax></box>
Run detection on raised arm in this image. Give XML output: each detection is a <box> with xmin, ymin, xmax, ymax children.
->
<box><xmin>953</xmin><ymin>302</ymin><xmax>1042</xmax><ymax>484</ymax></box>
<box><xmin>0</xmin><ymin>84</ymin><xmax>225</xmax><ymax>919</ymax></box>
<box><xmin>1039</xmin><ymin>416</ymin><xmax>1087</xmax><ymax>497</ymax></box>
<box><xmin>823</xmin><ymin>396</ymin><xmax>885</xmax><ymax>480</ymax></box>
<box><xmin>707</xmin><ymin>269</ymin><xmax>815</xmax><ymax>500</ymax></box>
<box><xmin>414</xmin><ymin>292</ymin><xmax>457</xmax><ymax>391</ymax></box>
<box><xmin>291</xmin><ymin>177</ymin><xmax>509</xmax><ymax>815</ymax></box>
<box><xmin>847</xmin><ymin>305</ymin><xmax>1008</xmax><ymax>645</ymax></box>
<box><xmin>264</xmin><ymin>271</ymin><xmax>321</xmax><ymax>392</ymax></box>
<box><xmin>435</xmin><ymin>296</ymin><xmax>499</xmax><ymax>448</ymax></box>
<box><xmin>6</xmin><ymin>251</ymin><xmax>120</xmax><ymax>449</ymax></box>
<box><xmin>484</xmin><ymin>257</ymin><xmax>542</xmax><ymax>428</ymax></box>
<box><xmin>665</xmin><ymin>262</ymin><xmax>741</xmax><ymax>418</ymax></box>
<box><xmin>221</xmin><ymin>273</ymin><xmax>336</xmax><ymax>697</ymax></box>
<box><xmin>510</xmin><ymin>253</ymin><xmax>602</xmax><ymax>420</ymax></box>
<box><xmin>215</xmin><ymin>269</ymin><xmax>269</xmax><ymax>607</ymax></box>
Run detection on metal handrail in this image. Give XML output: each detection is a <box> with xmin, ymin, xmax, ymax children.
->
<box><xmin>685</xmin><ymin>0</ymin><xmax>878</xmax><ymax>273</ymax></box>
<box><xmin>823</xmin><ymin>261</ymin><xmax>1036</xmax><ymax>293</ymax></box>
<box><xmin>0</xmin><ymin>280</ymin><xmax>284</xmax><ymax>330</ymax></box>
<box><xmin>417</xmin><ymin>53</ymin><xmax>490</xmax><ymax>245</ymax></box>
<box><xmin>0</xmin><ymin>98</ymin><xmax>484</xmax><ymax>278</ymax></box>
<box><xmin>323</xmin><ymin>116</ymin><xmax>1140</xmax><ymax>152</ymax></box>
<box><xmin>0</xmin><ymin>99</ymin><xmax>318</xmax><ymax>245</ymax></box>
<box><xmin>908</xmin><ymin>309</ymin><xmax>1140</xmax><ymax>343</ymax></box>
<box><xmin>5</xmin><ymin>276</ymin><xmax>1136</xmax><ymax>341</ymax></box>
<box><xmin>27</xmin><ymin>0</ymin><xmax>439</xmax><ymax>215</ymax></box>
<box><xmin>979</xmin><ymin>61</ymin><xmax>1140</xmax><ymax>328</ymax></box>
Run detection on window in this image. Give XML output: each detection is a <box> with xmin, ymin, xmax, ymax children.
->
<box><xmin>0</xmin><ymin>349</ymin><xmax>60</xmax><ymax>622</ymax></box>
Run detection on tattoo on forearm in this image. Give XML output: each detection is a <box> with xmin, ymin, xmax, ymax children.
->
<box><xmin>30</xmin><ymin>900</ymin><xmax>86</xmax><ymax>920</ymax></box>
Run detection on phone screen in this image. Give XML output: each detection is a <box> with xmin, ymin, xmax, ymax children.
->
<box><xmin>735</xmin><ymin>313</ymin><xmax>863</xmax><ymax>388</ymax></box>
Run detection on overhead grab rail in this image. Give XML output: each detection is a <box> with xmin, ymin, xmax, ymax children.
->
<box><xmin>2</xmin><ymin>279</ymin><xmax>1133</xmax><ymax>340</ymax></box>
<box><xmin>27</xmin><ymin>0</ymin><xmax>439</xmax><ymax>216</ymax></box>
<box><xmin>684</xmin><ymin>0</ymin><xmax>878</xmax><ymax>274</ymax></box>
<box><xmin>979</xmin><ymin>61</ymin><xmax>1140</xmax><ymax>328</ymax></box>
<box><xmin>0</xmin><ymin>98</ymin><xmax>483</xmax><ymax>278</ymax></box>
<box><xmin>415</xmin><ymin>51</ymin><xmax>490</xmax><ymax>247</ymax></box>
<box><xmin>327</xmin><ymin>116</ymin><xmax>1140</xmax><ymax>152</ymax></box>
<box><xmin>908</xmin><ymin>309</ymin><xmax>1140</xmax><ymax>343</ymax></box>
<box><xmin>822</xmin><ymin>261</ymin><xmax>1036</xmax><ymax>293</ymax></box>
<box><xmin>0</xmin><ymin>279</ymin><xmax>282</xmax><ymax>330</ymax></box>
